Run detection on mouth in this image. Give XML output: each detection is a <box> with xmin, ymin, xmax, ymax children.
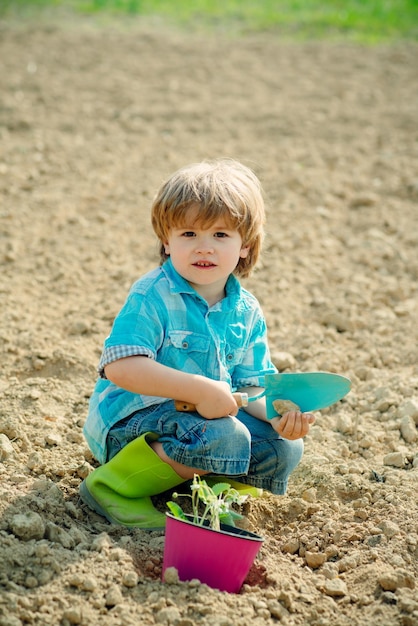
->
<box><xmin>193</xmin><ymin>261</ymin><xmax>216</xmax><ymax>268</ymax></box>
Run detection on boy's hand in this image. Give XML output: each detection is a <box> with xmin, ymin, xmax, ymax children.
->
<box><xmin>194</xmin><ymin>379</ymin><xmax>239</xmax><ymax>419</ymax></box>
<box><xmin>271</xmin><ymin>411</ymin><xmax>315</xmax><ymax>440</ymax></box>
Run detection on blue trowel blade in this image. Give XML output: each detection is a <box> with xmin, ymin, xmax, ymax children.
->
<box><xmin>263</xmin><ymin>372</ymin><xmax>351</xmax><ymax>420</ymax></box>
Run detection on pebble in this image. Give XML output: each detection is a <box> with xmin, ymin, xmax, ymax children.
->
<box><xmin>272</xmin><ymin>351</ymin><xmax>296</xmax><ymax>370</ymax></box>
<box><xmin>81</xmin><ymin>576</ymin><xmax>97</xmax><ymax>592</ymax></box>
<box><xmin>302</xmin><ymin>487</ymin><xmax>317</xmax><ymax>503</ymax></box>
<box><xmin>338</xmin><ymin>554</ymin><xmax>360</xmax><ymax>573</ymax></box>
<box><xmin>45</xmin><ymin>522</ymin><xmax>75</xmax><ymax>548</ymax></box>
<box><xmin>398</xmin><ymin>398</ymin><xmax>418</xmax><ymax>424</ymax></box>
<box><xmin>383</xmin><ymin>452</ymin><xmax>405</xmax><ymax>468</ymax></box>
<box><xmin>10</xmin><ymin>512</ymin><xmax>45</xmax><ymax>541</ymax></box>
<box><xmin>45</xmin><ymin>432</ymin><xmax>62</xmax><ymax>446</ymax></box>
<box><xmin>281</xmin><ymin>538</ymin><xmax>300</xmax><ymax>554</ymax></box>
<box><xmin>305</xmin><ymin>551</ymin><xmax>327</xmax><ymax>569</ymax></box>
<box><xmin>163</xmin><ymin>567</ymin><xmax>179</xmax><ymax>584</ymax></box>
<box><xmin>121</xmin><ymin>571</ymin><xmax>139</xmax><ymax>588</ymax></box>
<box><xmin>378</xmin><ymin>569</ymin><xmax>415</xmax><ymax>591</ymax></box>
<box><xmin>105</xmin><ymin>584</ymin><xmax>123</xmax><ymax>607</ymax></box>
<box><xmin>155</xmin><ymin>607</ymin><xmax>182</xmax><ymax>624</ymax></box>
<box><xmin>267</xmin><ymin>599</ymin><xmax>290</xmax><ymax>620</ymax></box>
<box><xmin>62</xmin><ymin>608</ymin><xmax>82</xmax><ymax>625</ymax></box>
<box><xmin>322</xmin><ymin>578</ymin><xmax>348</xmax><ymax>597</ymax></box>
<box><xmin>321</xmin><ymin>563</ymin><xmax>339</xmax><ymax>580</ymax></box>
<box><xmin>0</xmin><ymin>433</ymin><xmax>15</xmax><ymax>460</ymax></box>
<box><xmin>91</xmin><ymin>533</ymin><xmax>112</xmax><ymax>552</ymax></box>
<box><xmin>400</xmin><ymin>416</ymin><xmax>417</xmax><ymax>443</ymax></box>
<box><xmin>336</xmin><ymin>413</ymin><xmax>353</xmax><ymax>435</ymax></box>
<box><xmin>378</xmin><ymin>520</ymin><xmax>400</xmax><ymax>539</ymax></box>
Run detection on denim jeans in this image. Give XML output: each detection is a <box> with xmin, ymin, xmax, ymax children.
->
<box><xmin>106</xmin><ymin>401</ymin><xmax>304</xmax><ymax>495</ymax></box>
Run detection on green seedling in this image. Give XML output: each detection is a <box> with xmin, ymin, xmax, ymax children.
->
<box><xmin>167</xmin><ymin>474</ymin><xmax>248</xmax><ymax>531</ymax></box>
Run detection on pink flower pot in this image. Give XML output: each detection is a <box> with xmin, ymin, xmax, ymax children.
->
<box><xmin>162</xmin><ymin>513</ymin><xmax>264</xmax><ymax>593</ymax></box>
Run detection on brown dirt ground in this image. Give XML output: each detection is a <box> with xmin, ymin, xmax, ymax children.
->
<box><xmin>1</xmin><ymin>14</ymin><xmax>418</xmax><ymax>626</ymax></box>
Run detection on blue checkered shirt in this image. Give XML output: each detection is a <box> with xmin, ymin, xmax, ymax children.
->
<box><xmin>83</xmin><ymin>258</ymin><xmax>277</xmax><ymax>462</ymax></box>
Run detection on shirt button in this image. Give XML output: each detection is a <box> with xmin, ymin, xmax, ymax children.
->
<box><xmin>182</xmin><ymin>341</ymin><xmax>189</xmax><ymax>349</ymax></box>
<box><xmin>227</xmin><ymin>354</ymin><xmax>233</xmax><ymax>361</ymax></box>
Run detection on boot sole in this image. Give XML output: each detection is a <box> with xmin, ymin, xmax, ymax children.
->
<box><xmin>79</xmin><ymin>480</ymin><xmax>166</xmax><ymax>531</ymax></box>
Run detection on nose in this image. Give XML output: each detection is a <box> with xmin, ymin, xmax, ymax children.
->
<box><xmin>195</xmin><ymin>235</ymin><xmax>214</xmax><ymax>254</ymax></box>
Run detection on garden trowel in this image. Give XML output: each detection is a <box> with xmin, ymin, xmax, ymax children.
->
<box><xmin>175</xmin><ymin>372</ymin><xmax>351</xmax><ymax>419</ymax></box>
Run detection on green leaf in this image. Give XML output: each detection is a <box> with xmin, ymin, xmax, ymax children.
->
<box><xmin>166</xmin><ymin>501</ymin><xmax>187</xmax><ymax>520</ymax></box>
<box><xmin>219</xmin><ymin>512</ymin><xmax>236</xmax><ymax>527</ymax></box>
<box><xmin>210</xmin><ymin>482</ymin><xmax>232</xmax><ymax>496</ymax></box>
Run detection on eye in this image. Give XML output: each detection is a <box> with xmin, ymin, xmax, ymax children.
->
<box><xmin>214</xmin><ymin>232</ymin><xmax>228</xmax><ymax>238</ymax></box>
<box><xmin>181</xmin><ymin>231</ymin><xmax>196</xmax><ymax>238</ymax></box>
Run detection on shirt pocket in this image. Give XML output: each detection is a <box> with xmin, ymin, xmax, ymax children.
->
<box><xmin>163</xmin><ymin>330</ymin><xmax>211</xmax><ymax>374</ymax></box>
<box><xmin>224</xmin><ymin>340</ymin><xmax>247</xmax><ymax>370</ymax></box>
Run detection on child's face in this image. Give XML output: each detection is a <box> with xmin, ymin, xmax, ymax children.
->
<box><xmin>163</xmin><ymin>208</ymin><xmax>249</xmax><ymax>300</ymax></box>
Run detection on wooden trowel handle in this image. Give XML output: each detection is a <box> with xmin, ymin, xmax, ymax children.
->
<box><xmin>175</xmin><ymin>392</ymin><xmax>249</xmax><ymax>413</ymax></box>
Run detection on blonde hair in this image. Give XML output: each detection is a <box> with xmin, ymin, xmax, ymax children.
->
<box><xmin>151</xmin><ymin>159</ymin><xmax>265</xmax><ymax>278</ymax></box>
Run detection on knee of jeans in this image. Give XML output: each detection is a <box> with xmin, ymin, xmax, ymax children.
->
<box><xmin>215</xmin><ymin>416</ymin><xmax>252</xmax><ymax>455</ymax></box>
<box><xmin>276</xmin><ymin>437</ymin><xmax>304</xmax><ymax>471</ymax></box>
<box><xmin>254</xmin><ymin>437</ymin><xmax>304</xmax><ymax>475</ymax></box>
<box><xmin>224</xmin><ymin>417</ymin><xmax>251</xmax><ymax>445</ymax></box>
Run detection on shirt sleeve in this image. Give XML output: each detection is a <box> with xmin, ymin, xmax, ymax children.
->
<box><xmin>97</xmin><ymin>288</ymin><xmax>165</xmax><ymax>378</ymax></box>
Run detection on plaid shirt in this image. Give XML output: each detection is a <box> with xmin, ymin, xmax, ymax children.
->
<box><xmin>83</xmin><ymin>258</ymin><xmax>277</xmax><ymax>462</ymax></box>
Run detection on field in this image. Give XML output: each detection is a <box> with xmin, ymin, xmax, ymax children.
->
<box><xmin>0</xmin><ymin>4</ymin><xmax>417</xmax><ymax>626</ymax></box>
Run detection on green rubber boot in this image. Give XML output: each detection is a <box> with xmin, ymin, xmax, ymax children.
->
<box><xmin>79</xmin><ymin>432</ymin><xmax>184</xmax><ymax>530</ymax></box>
<box><xmin>204</xmin><ymin>476</ymin><xmax>263</xmax><ymax>498</ymax></box>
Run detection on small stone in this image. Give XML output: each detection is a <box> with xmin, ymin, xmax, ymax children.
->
<box><xmin>338</xmin><ymin>555</ymin><xmax>359</xmax><ymax>572</ymax></box>
<box><xmin>400</xmin><ymin>416</ymin><xmax>417</xmax><ymax>443</ymax></box>
<box><xmin>24</xmin><ymin>575</ymin><xmax>39</xmax><ymax>588</ymax></box>
<box><xmin>272</xmin><ymin>351</ymin><xmax>296</xmax><ymax>370</ymax></box>
<box><xmin>281</xmin><ymin>538</ymin><xmax>300</xmax><ymax>554</ymax></box>
<box><xmin>322</xmin><ymin>578</ymin><xmax>348</xmax><ymax>597</ymax></box>
<box><xmin>163</xmin><ymin>567</ymin><xmax>179</xmax><ymax>584</ymax></box>
<box><xmin>321</xmin><ymin>563</ymin><xmax>339</xmax><ymax>580</ymax></box>
<box><xmin>91</xmin><ymin>533</ymin><xmax>111</xmax><ymax>552</ymax></box>
<box><xmin>45</xmin><ymin>432</ymin><xmax>62</xmax><ymax>446</ymax></box>
<box><xmin>26</xmin><ymin>452</ymin><xmax>43</xmax><ymax>470</ymax></box>
<box><xmin>302</xmin><ymin>487</ymin><xmax>317</xmax><ymax>503</ymax></box>
<box><xmin>378</xmin><ymin>520</ymin><xmax>400</xmax><ymax>539</ymax></box>
<box><xmin>395</xmin><ymin>569</ymin><xmax>415</xmax><ymax>589</ymax></box>
<box><xmin>398</xmin><ymin>398</ymin><xmax>418</xmax><ymax>424</ymax></box>
<box><xmin>381</xmin><ymin>591</ymin><xmax>397</xmax><ymax>605</ymax></box>
<box><xmin>122</xmin><ymin>571</ymin><xmax>139</xmax><ymax>587</ymax></box>
<box><xmin>81</xmin><ymin>576</ymin><xmax>98</xmax><ymax>592</ymax></box>
<box><xmin>155</xmin><ymin>607</ymin><xmax>182</xmax><ymax>624</ymax></box>
<box><xmin>62</xmin><ymin>608</ymin><xmax>82</xmax><ymax>625</ymax></box>
<box><xmin>105</xmin><ymin>584</ymin><xmax>123</xmax><ymax>607</ymax></box>
<box><xmin>10</xmin><ymin>512</ymin><xmax>45</xmax><ymax>541</ymax></box>
<box><xmin>336</xmin><ymin>414</ymin><xmax>353</xmax><ymax>435</ymax></box>
<box><xmin>0</xmin><ymin>433</ymin><xmax>15</xmax><ymax>460</ymax></box>
<box><xmin>267</xmin><ymin>599</ymin><xmax>290</xmax><ymax>620</ymax></box>
<box><xmin>45</xmin><ymin>522</ymin><xmax>75</xmax><ymax>548</ymax></box>
<box><xmin>383</xmin><ymin>452</ymin><xmax>405</xmax><ymax>468</ymax></box>
<box><xmin>378</xmin><ymin>572</ymin><xmax>398</xmax><ymax>591</ymax></box>
<box><xmin>305</xmin><ymin>551</ymin><xmax>327</xmax><ymax>569</ymax></box>
<box><xmin>367</xmin><ymin>535</ymin><xmax>382</xmax><ymax>547</ymax></box>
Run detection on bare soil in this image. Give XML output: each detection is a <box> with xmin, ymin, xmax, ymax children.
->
<box><xmin>1</xmin><ymin>16</ymin><xmax>417</xmax><ymax>626</ymax></box>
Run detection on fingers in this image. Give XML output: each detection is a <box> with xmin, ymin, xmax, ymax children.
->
<box><xmin>277</xmin><ymin>411</ymin><xmax>315</xmax><ymax>440</ymax></box>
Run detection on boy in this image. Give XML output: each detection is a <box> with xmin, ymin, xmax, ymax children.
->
<box><xmin>81</xmin><ymin>159</ymin><xmax>314</xmax><ymax>529</ymax></box>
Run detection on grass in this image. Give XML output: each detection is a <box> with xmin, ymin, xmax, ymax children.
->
<box><xmin>1</xmin><ymin>0</ymin><xmax>417</xmax><ymax>42</ymax></box>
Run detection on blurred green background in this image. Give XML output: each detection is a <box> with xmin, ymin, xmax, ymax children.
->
<box><xmin>1</xmin><ymin>0</ymin><xmax>417</xmax><ymax>42</ymax></box>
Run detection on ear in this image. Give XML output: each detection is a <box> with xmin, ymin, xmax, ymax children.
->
<box><xmin>239</xmin><ymin>245</ymin><xmax>250</xmax><ymax>259</ymax></box>
<box><xmin>163</xmin><ymin>241</ymin><xmax>170</xmax><ymax>255</ymax></box>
